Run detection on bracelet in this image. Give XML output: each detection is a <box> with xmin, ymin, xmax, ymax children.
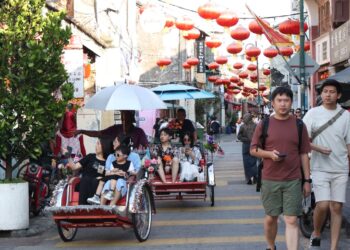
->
<box><xmin>303</xmin><ymin>179</ymin><xmax>312</xmax><ymax>183</ymax></box>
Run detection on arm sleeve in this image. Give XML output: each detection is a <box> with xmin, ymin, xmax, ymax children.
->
<box><xmin>128</xmin><ymin>162</ymin><xmax>135</xmax><ymax>173</ymax></box>
<box><xmin>128</xmin><ymin>152</ymin><xmax>141</xmax><ymax>172</ymax></box>
<box><xmin>105</xmin><ymin>154</ymin><xmax>115</xmax><ymax>171</ymax></box>
<box><xmin>193</xmin><ymin>147</ymin><xmax>202</xmax><ymax>165</ymax></box>
<box><xmin>250</xmin><ymin>121</ymin><xmax>263</xmax><ymax>150</ymax></box>
<box><xmin>300</xmin><ymin>124</ymin><xmax>312</xmax><ymax>154</ymax></box>
<box><xmin>78</xmin><ymin>135</ymin><xmax>86</xmax><ymax>156</ymax></box>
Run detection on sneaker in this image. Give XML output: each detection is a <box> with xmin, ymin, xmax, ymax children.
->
<box><xmin>104</xmin><ymin>190</ymin><xmax>115</xmax><ymax>201</ymax></box>
<box><xmin>87</xmin><ymin>194</ymin><xmax>100</xmax><ymax>205</ymax></box>
<box><xmin>309</xmin><ymin>235</ymin><xmax>321</xmax><ymax>248</ymax></box>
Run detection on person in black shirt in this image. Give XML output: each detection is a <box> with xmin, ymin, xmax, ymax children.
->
<box><xmin>87</xmin><ymin>145</ymin><xmax>136</xmax><ymax>205</ymax></box>
<box><xmin>67</xmin><ymin>137</ymin><xmax>113</xmax><ymax>205</ymax></box>
<box><xmin>176</xmin><ymin>108</ymin><xmax>197</xmax><ymax>142</ymax></box>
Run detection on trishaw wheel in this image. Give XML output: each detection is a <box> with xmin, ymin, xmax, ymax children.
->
<box><xmin>57</xmin><ymin>221</ymin><xmax>78</xmax><ymax>242</ymax></box>
<box><xmin>132</xmin><ymin>187</ymin><xmax>152</xmax><ymax>242</ymax></box>
<box><xmin>209</xmin><ymin>186</ymin><xmax>214</xmax><ymax>207</ymax></box>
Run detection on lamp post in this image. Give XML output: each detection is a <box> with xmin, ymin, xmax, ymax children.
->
<box><xmin>299</xmin><ymin>0</ymin><xmax>307</xmax><ymax>114</ymax></box>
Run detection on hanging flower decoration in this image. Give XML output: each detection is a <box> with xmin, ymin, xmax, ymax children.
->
<box><xmin>204</xmin><ymin>134</ymin><xmax>224</xmax><ymax>155</ymax></box>
<box><xmin>156</xmin><ymin>58</ymin><xmax>172</xmax><ymax>70</ymax></box>
<box><xmin>197</xmin><ymin>2</ymin><xmax>221</xmax><ymax>20</ymax></box>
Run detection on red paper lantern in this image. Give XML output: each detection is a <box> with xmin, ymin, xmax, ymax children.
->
<box><xmin>304</xmin><ymin>41</ymin><xmax>310</xmax><ymax>51</ymax></box>
<box><xmin>164</xmin><ymin>16</ymin><xmax>175</xmax><ymax>28</ymax></box>
<box><xmin>227</xmin><ymin>42</ymin><xmax>242</xmax><ymax>54</ymax></box>
<box><xmin>279</xmin><ymin>47</ymin><xmax>294</xmax><ymax>57</ymax></box>
<box><xmin>242</xmin><ymin>92</ymin><xmax>250</xmax><ymax>97</ymax></box>
<box><xmin>250</xmin><ymin>89</ymin><xmax>258</xmax><ymax>95</ymax></box>
<box><xmin>183</xmin><ymin>28</ymin><xmax>200</xmax><ymax>40</ymax></box>
<box><xmin>156</xmin><ymin>58</ymin><xmax>172</xmax><ymax>69</ymax></box>
<box><xmin>239</xmin><ymin>72</ymin><xmax>248</xmax><ymax>79</ymax></box>
<box><xmin>263</xmin><ymin>69</ymin><xmax>271</xmax><ymax>76</ymax></box>
<box><xmin>186</xmin><ymin>57</ymin><xmax>199</xmax><ymax>66</ymax></box>
<box><xmin>259</xmin><ymin>85</ymin><xmax>267</xmax><ymax>91</ymax></box>
<box><xmin>197</xmin><ymin>2</ymin><xmax>221</xmax><ymax>20</ymax></box>
<box><xmin>205</xmin><ymin>37</ymin><xmax>222</xmax><ymax>49</ymax></box>
<box><xmin>230</xmin><ymin>76</ymin><xmax>240</xmax><ymax>83</ymax></box>
<box><xmin>263</xmin><ymin>47</ymin><xmax>278</xmax><ymax>58</ymax></box>
<box><xmin>175</xmin><ymin>16</ymin><xmax>194</xmax><ymax>31</ymax></box>
<box><xmin>208</xmin><ymin>75</ymin><xmax>220</xmax><ymax>83</ymax></box>
<box><xmin>208</xmin><ymin>62</ymin><xmax>220</xmax><ymax>71</ymax></box>
<box><xmin>245</xmin><ymin>46</ymin><xmax>261</xmax><ymax>60</ymax></box>
<box><xmin>247</xmin><ymin>63</ymin><xmax>257</xmax><ymax>71</ymax></box>
<box><xmin>215</xmin><ymin>56</ymin><xmax>228</xmax><ymax>65</ymax></box>
<box><xmin>233</xmin><ymin>62</ymin><xmax>243</xmax><ymax>70</ymax></box>
<box><xmin>227</xmin><ymin>83</ymin><xmax>236</xmax><ymax>90</ymax></box>
<box><xmin>278</xmin><ymin>19</ymin><xmax>308</xmax><ymax>35</ymax></box>
<box><xmin>182</xmin><ymin>62</ymin><xmax>191</xmax><ymax>70</ymax></box>
<box><xmin>230</xmin><ymin>27</ymin><xmax>250</xmax><ymax>41</ymax></box>
<box><xmin>248</xmin><ymin>19</ymin><xmax>269</xmax><ymax>35</ymax></box>
<box><xmin>216</xmin><ymin>10</ymin><xmax>239</xmax><ymax>28</ymax></box>
<box><xmin>236</xmin><ymin>81</ymin><xmax>244</xmax><ymax>87</ymax></box>
<box><xmin>232</xmin><ymin>89</ymin><xmax>241</xmax><ymax>94</ymax></box>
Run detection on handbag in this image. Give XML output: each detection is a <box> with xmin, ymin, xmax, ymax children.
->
<box><xmin>311</xmin><ymin>109</ymin><xmax>345</xmax><ymax>141</ymax></box>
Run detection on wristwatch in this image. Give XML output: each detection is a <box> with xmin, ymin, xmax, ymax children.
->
<box><xmin>303</xmin><ymin>179</ymin><xmax>312</xmax><ymax>183</ymax></box>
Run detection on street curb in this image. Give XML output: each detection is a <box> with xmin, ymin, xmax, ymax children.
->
<box><xmin>10</xmin><ymin>211</ymin><xmax>54</xmax><ymax>238</ymax></box>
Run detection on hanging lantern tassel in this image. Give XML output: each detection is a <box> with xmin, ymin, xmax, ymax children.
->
<box><xmin>251</xmin><ymin>56</ymin><xmax>256</xmax><ymax>62</ymax></box>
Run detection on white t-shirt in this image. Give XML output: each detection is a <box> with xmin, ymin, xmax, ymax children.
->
<box><xmin>303</xmin><ymin>104</ymin><xmax>350</xmax><ymax>173</ymax></box>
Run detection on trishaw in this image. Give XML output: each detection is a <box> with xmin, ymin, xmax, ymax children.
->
<box><xmin>146</xmin><ymin>142</ymin><xmax>216</xmax><ymax>207</ymax></box>
<box><xmin>46</xmin><ymin>176</ymin><xmax>155</xmax><ymax>242</ymax></box>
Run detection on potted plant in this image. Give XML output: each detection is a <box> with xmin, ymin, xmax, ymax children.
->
<box><xmin>0</xmin><ymin>0</ymin><xmax>73</xmax><ymax>230</ymax></box>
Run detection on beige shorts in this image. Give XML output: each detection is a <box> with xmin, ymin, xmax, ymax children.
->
<box><xmin>312</xmin><ymin>171</ymin><xmax>349</xmax><ymax>203</ymax></box>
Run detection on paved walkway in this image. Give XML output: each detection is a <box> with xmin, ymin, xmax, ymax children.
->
<box><xmin>1</xmin><ymin>133</ymin><xmax>350</xmax><ymax>249</ymax></box>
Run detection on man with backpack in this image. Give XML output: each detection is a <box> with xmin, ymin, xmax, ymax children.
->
<box><xmin>303</xmin><ymin>79</ymin><xmax>350</xmax><ymax>250</ymax></box>
<box><xmin>250</xmin><ymin>87</ymin><xmax>311</xmax><ymax>250</ymax></box>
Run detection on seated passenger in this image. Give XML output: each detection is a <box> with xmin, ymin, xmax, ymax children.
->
<box><xmin>66</xmin><ymin>137</ymin><xmax>113</xmax><ymax>205</ymax></box>
<box><xmin>87</xmin><ymin>145</ymin><xmax>136</xmax><ymax>205</ymax></box>
<box><xmin>179</xmin><ymin>132</ymin><xmax>201</xmax><ymax>182</ymax></box>
<box><xmin>155</xmin><ymin>128</ymin><xmax>180</xmax><ymax>183</ymax></box>
<box><xmin>100</xmin><ymin>135</ymin><xmax>141</xmax><ymax>205</ymax></box>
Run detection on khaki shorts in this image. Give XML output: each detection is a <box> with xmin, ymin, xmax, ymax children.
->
<box><xmin>312</xmin><ymin>171</ymin><xmax>349</xmax><ymax>203</ymax></box>
<box><xmin>261</xmin><ymin>179</ymin><xmax>302</xmax><ymax>216</ymax></box>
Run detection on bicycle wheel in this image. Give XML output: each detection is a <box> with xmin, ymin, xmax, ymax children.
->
<box><xmin>57</xmin><ymin>221</ymin><xmax>78</xmax><ymax>242</ymax></box>
<box><xmin>17</xmin><ymin>164</ymin><xmax>28</xmax><ymax>179</ymax></box>
<box><xmin>132</xmin><ymin>186</ymin><xmax>152</xmax><ymax>242</ymax></box>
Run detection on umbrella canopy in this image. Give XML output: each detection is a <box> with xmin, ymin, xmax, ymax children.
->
<box><xmin>151</xmin><ymin>84</ymin><xmax>215</xmax><ymax>101</ymax></box>
<box><xmin>84</xmin><ymin>84</ymin><xmax>167</xmax><ymax>111</ymax></box>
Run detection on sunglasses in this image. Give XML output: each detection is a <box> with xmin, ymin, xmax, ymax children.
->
<box><xmin>116</xmin><ymin>153</ymin><xmax>125</xmax><ymax>158</ymax></box>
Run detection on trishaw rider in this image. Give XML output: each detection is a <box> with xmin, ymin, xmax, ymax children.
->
<box><xmin>76</xmin><ymin>110</ymin><xmax>148</xmax><ymax>149</ymax></box>
<box><xmin>176</xmin><ymin>108</ymin><xmax>197</xmax><ymax>142</ymax></box>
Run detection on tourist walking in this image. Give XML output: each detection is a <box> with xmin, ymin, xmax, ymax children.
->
<box><xmin>250</xmin><ymin>86</ymin><xmax>311</xmax><ymax>250</ymax></box>
<box><xmin>237</xmin><ymin>113</ymin><xmax>257</xmax><ymax>185</ymax></box>
<box><xmin>303</xmin><ymin>79</ymin><xmax>350</xmax><ymax>250</ymax></box>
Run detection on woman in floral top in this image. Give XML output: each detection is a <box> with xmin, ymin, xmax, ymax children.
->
<box><xmin>154</xmin><ymin>128</ymin><xmax>179</xmax><ymax>183</ymax></box>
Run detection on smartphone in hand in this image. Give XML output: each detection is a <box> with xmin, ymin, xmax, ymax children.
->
<box><xmin>277</xmin><ymin>153</ymin><xmax>287</xmax><ymax>158</ymax></box>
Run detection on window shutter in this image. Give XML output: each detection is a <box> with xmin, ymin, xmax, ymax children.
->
<box><xmin>333</xmin><ymin>0</ymin><xmax>349</xmax><ymax>23</ymax></box>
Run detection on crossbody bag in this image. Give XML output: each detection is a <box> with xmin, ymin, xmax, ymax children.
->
<box><xmin>311</xmin><ymin>109</ymin><xmax>345</xmax><ymax>141</ymax></box>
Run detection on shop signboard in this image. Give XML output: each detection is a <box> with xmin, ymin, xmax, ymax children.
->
<box><xmin>330</xmin><ymin>21</ymin><xmax>350</xmax><ymax>65</ymax></box>
<box><xmin>196</xmin><ymin>32</ymin><xmax>206</xmax><ymax>73</ymax></box>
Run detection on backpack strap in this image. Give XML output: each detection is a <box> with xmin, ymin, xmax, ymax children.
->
<box><xmin>296</xmin><ymin>118</ymin><xmax>303</xmax><ymax>151</ymax></box>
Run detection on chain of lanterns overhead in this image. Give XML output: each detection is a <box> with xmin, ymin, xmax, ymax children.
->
<box><xmin>140</xmin><ymin>2</ymin><xmax>310</xmax><ymax>103</ymax></box>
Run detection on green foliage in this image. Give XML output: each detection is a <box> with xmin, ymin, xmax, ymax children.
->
<box><xmin>0</xmin><ymin>0</ymin><xmax>73</xmax><ymax>180</ymax></box>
